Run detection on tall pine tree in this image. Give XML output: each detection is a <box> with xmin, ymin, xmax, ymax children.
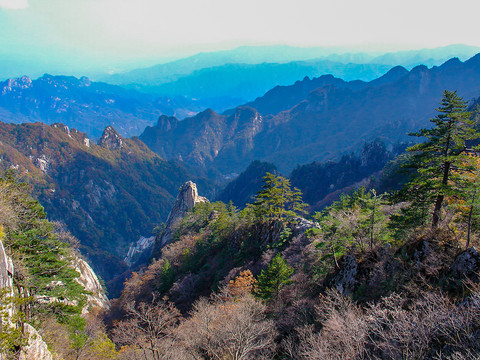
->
<box><xmin>401</xmin><ymin>90</ymin><xmax>479</xmax><ymax>228</ymax></box>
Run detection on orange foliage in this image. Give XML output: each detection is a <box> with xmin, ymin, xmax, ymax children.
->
<box><xmin>227</xmin><ymin>270</ymin><xmax>257</xmax><ymax>297</ymax></box>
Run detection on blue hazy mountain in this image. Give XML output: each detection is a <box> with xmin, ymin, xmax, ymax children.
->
<box><xmin>0</xmin><ymin>74</ymin><xmax>203</xmax><ymax>138</ymax></box>
<box><xmin>139</xmin><ymin>54</ymin><xmax>480</xmax><ymax>174</ymax></box>
<box><xmin>103</xmin><ymin>44</ymin><xmax>480</xmax><ymax>112</ymax></box>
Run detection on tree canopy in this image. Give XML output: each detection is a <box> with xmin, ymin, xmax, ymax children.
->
<box><xmin>399</xmin><ymin>90</ymin><xmax>480</xmax><ymax>228</ymax></box>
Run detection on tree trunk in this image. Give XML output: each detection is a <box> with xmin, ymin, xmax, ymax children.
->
<box><xmin>432</xmin><ymin>161</ymin><xmax>451</xmax><ymax>228</ymax></box>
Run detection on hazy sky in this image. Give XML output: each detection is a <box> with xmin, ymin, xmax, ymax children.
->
<box><xmin>1</xmin><ymin>0</ymin><xmax>480</xmax><ymax>75</ymax></box>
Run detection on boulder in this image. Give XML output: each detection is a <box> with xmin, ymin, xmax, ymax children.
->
<box><xmin>452</xmin><ymin>247</ymin><xmax>479</xmax><ymax>279</ymax></box>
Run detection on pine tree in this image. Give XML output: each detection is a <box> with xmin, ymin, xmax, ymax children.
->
<box><xmin>401</xmin><ymin>90</ymin><xmax>479</xmax><ymax>228</ymax></box>
<box><xmin>249</xmin><ymin>173</ymin><xmax>307</xmax><ymax>221</ymax></box>
<box><xmin>255</xmin><ymin>253</ymin><xmax>293</xmax><ymax>300</ymax></box>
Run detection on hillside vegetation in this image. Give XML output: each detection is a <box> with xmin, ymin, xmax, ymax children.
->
<box><xmin>0</xmin><ymin>172</ymin><xmax>115</xmax><ymax>360</ymax></box>
<box><xmin>0</xmin><ymin>121</ymin><xmax>213</xmax><ymax>295</ymax></box>
<box><xmin>106</xmin><ymin>91</ymin><xmax>480</xmax><ymax>359</ymax></box>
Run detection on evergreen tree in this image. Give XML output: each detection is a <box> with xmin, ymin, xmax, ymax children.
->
<box><xmin>255</xmin><ymin>253</ymin><xmax>293</xmax><ymax>300</ymax></box>
<box><xmin>249</xmin><ymin>173</ymin><xmax>307</xmax><ymax>221</ymax></box>
<box><xmin>400</xmin><ymin>90</ymin><xmax>479</xmax><ymax>228</ymax></box>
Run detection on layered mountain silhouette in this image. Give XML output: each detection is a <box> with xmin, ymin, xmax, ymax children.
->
<box><xmin>0</xmin><ymin>74</ymin><xmax>201</xmax><ymax>138</ymax></box>
<box><xmin>105</xmin><ymin>45</ymin><xmax>480</xmax><ymax>113</ymax></box>
<box><xmin>140</xmin><ymin>54</ymin><xmax>480</xmax><ymax>174</ymax></box>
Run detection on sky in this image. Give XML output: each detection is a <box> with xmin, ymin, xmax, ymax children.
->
<box><xmin>1</xmin><ymin>0</ymin><xmax>480</xmax><ymax>77</ymax></box>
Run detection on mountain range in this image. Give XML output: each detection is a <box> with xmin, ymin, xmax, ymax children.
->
<box><xmin>140</xmin><ymin>54</ymin><xmax>480</xmax><ymax>174</ymax></box>
<box><xmin>104</xmin><ymin>44</ymin><xmax>480</xmax><ymax>112</ymax></box>
<box><xmin>0</xmin><ymin>74</ymin><xmax>202</xmax><ymax>138</ymax></box>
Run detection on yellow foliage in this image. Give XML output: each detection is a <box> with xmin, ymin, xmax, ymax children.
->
<box><xmin>227</xmin><ymin>270</ymin><xmax>257</xmax><ymax>297</ymax></box>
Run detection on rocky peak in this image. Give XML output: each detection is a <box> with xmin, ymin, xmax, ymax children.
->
<box><xmin>98</xmin><ymin>125</ymin><xmax>124</xmax><ymax>150</ymax></box>
<box><xmin>156</xmin><ymin>115</ymin><xmax>178</xmax><ymax>132</ymax></box>
<box><xmin>1</xmin><ymin>75</ymin><xmax>32</xmax><ymax>95</ymax></box>
<box><xmin>79</xmin><ymin>76</ymin><xmax>91</xmax><ymax>87</ymax></box>
<box><xmin>160</xmin><ymin>181</ymin><xmax>209</xmax><ymax>247</ymax></box>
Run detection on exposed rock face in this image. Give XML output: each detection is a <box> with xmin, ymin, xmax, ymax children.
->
<box><xmin>0</xmin><ymin>238</ymin><xmax>14</xmax><ymax>290</ymax></box>
<box><xmin>1</xmin><ymin>238</ymin><xmax>54</xmax><ymax>360</ymax></box>
<box><xmin>124</xmin><ymin>235</ymin><xmax>156</xmax><ymax>267</ymax></box>
<box><xmin>0</xmin><ymin>237</ymin><xmax>15</xmax><ymax>319</ymax></box>
<box><xmin>73</xmin><ymin>256</ymin><xmax>109</xmax><ymax>310</ymax></box>
<box><xmin>332</xmin><ymin>254</ymin><xmax>358</xmax><ymax>296</ymax></box>
<box><xmin>1</xmin><ymin>76</ymin><xmax>32</xmax><ymax>95</ymax></box>
<box><xmin>291</xmin><ymin>217</ymin><xmax>320</xmax><ymax>235</ymax></box>
<box><xmin>97</xmin><ymin>125</ymin><xmax>124</xmax><ymax>150</ymax></box>
<box><xmin>160</xmin><ymin>181</ymin><xmax>209</xmax><ymax>247</ymax></box>
<box><xmin>34</xmin><ymin>155</ymin><xmax>50</xmax><ymax>174</ymax></box>
<box><xmin>18</xmin><ymin>324</ymin><xmax>53</xmax><ymax>360</ymax></box>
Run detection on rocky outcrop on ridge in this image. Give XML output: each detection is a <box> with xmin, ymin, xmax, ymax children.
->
<box><xmin>159</xmin><ymin>181</ymin><xmax>209</xmax><ymax>247</ymax></box>
<box><xmin>98</xmin><ymin>125</ymin><xmax>124</xmax><ymax>150</ymax></box>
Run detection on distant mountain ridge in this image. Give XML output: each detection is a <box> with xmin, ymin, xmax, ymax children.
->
<box><xmin>106</xmin><ymin>44</ymin><xmax>480</xmax><ymax>86</ymax></box>
<box><xmin>0</xmin><ymin>74</ymin><xmax>202</xmax><ymax>138</ymax></box>
<box><xmin>139</xmin><ymin>54</ymin><xmax>480</xmax><ymax>174</ymax></box>
<box><xmin>105</xmin><ymin>45</ymin><xmax>480</xmax><ymax>112</ymax></box>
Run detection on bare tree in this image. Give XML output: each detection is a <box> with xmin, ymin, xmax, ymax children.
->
<box><xmin>178</xmin><ymin>294</ymin><xmax>276</xmax><ymax>360</ymax></box>
<box><xmin>112</xmin><ymin>294</ymin><xmax>180</xmax><ymax>360</ymax></box>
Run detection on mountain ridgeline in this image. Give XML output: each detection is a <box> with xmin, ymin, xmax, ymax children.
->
<box><xmin>0</xmin><ymin>74</ymin><xmax>202</xmax><ymax>138</ymax></box>
<box><xmin>140</xmin><ymin>54</ymin><xmax>480</xmax><ymax>174</ymax></box>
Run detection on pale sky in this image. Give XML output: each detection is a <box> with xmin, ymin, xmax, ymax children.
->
<box><xmin>1</xmin><ymin>0</ymin><xmax>480</xmax><ymax>75</ymax></box>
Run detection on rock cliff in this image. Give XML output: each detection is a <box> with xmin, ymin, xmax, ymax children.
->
<box><xmin>0</xmin><ymin>236</ymin><xmax>107</xmax><ymax>359</ymax></box>
<box><xmin>0</xmin><ymin>237</ymin><xmax>53</xmax><ymax>360</ymax></box>
<box><xmin>18</xmin><ymin>324</ymin><xmax>53</xmax><ymax>360</ymax></box>
<box><xmin>73</xmin><ymin>256</ymin><xmax>109</xmax><ymax>311</ymax></box>
<box><xmin>159</xmin><ymin>181</ymin><xmax>209</xmax><ymax>247</ymax></box>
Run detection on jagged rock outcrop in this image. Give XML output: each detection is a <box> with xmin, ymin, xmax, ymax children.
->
<box><xmin>98</xmin><ymin>125</ymin><xmax>124</xmax><ymax>150</ymax></box>
<box><xmin>0</xmin><ymin>237</ymin><xmax>14</xmax><ymax>320</ymax></box>
<box><xmin>0</xmin><ymin>238</ymin><xmax>14</xmax><ymax>291</ymax></box>
<box><xmin>73</xmin><ymin>256</ymin><xmax>109</xmax><ymax>311</ymax></box>
<box><xmin>159</xmin><ymin>181</ymin><xmax>209</xmax><ymax>247</ymax></box>
<box><xmin>332</xmin><ymin>254</ymin><xmax>358</xmax><ymax>296</ymax></box>
<box><xmin>18</xmin><ymin>324</ymin><xmax>53</xmax><ymax>360</ymax></box>
<box><xmin>452</xmin><ymin>247</ymin><xmax>479</xmax><ymax>280</ymax></box>
<box><xmin>291</xmin><ymin>217</ymin><xmax>320</xmax><ymax>235</ymax></box>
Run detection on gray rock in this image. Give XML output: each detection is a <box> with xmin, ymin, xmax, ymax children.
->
<box><xmin>124</xmin><ymin>235</ymin><xmax>156</xmax><ymax>267</ymax></box>
<box><xmin>291</xmin><ymin>217</ymin><xmax>320</xmax><ymax>234</ymax></box>
<box><xmin>452</xmin><ymin>247</ymin><xmax>479</xmax><ymax>278</ymax></box>
<box><xmin>332</xmin><ymin>254</ymin><xmax>358</xmax><ymax>296</ymax></box>
<box><xmin>97</xmin><ymin>125</ymin><xmax>124</xmax><ymax>150</ymax></box>
<box><xmin>73</xmin><ymin>256</ymin><xmax>109</xmax><ymax>311</ymax></box>
<box><xmin>160</xmin><ymin>181</ymin><xmax>208</xmax><ymax>247</ymax></box>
